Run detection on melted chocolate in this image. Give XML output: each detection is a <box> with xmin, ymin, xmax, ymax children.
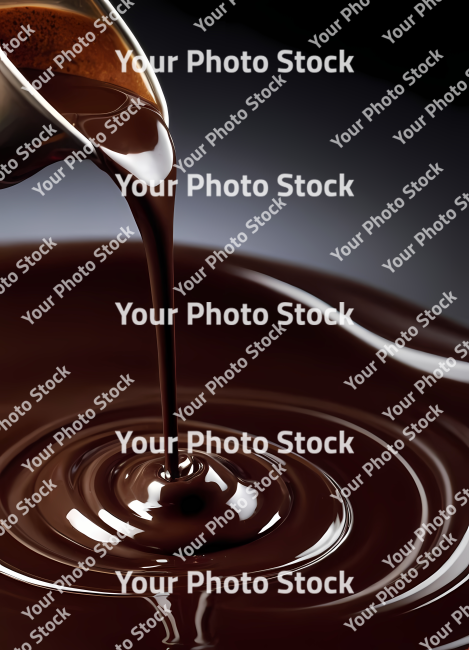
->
<box><xmin>1</xmin><ymin>5</ymin><xmax>469</xmax><ymax>650</ymax></box>
<box><xmin>1</xmin><ymin>242</ymin><xmax>469</xmax><ymax>649</ymax></box>
<box><xmin>16</xmin><ymin>65</ymin><xmax>182</xmax><ymax>478</ymax></box>
<box><xmin>0</xmin><ymin>5</ymin><xmax>153</xmax><ymax>100</ymax></box>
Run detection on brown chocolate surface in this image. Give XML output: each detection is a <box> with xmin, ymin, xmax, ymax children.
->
<box><xmin>1</xmin><ymin>242</ymin><xmax>469</xmax><ymax>649</ymax></box>
<box><xmin>0</xmin><ymin>5</ymin><xmax>154</xmax><ymax>101</ymax></box>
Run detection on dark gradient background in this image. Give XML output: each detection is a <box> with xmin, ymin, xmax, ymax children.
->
<box><xmin>1</xmin><ymin>0</ymin><xmax>468</xmax><ymax>323</ymax></box>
